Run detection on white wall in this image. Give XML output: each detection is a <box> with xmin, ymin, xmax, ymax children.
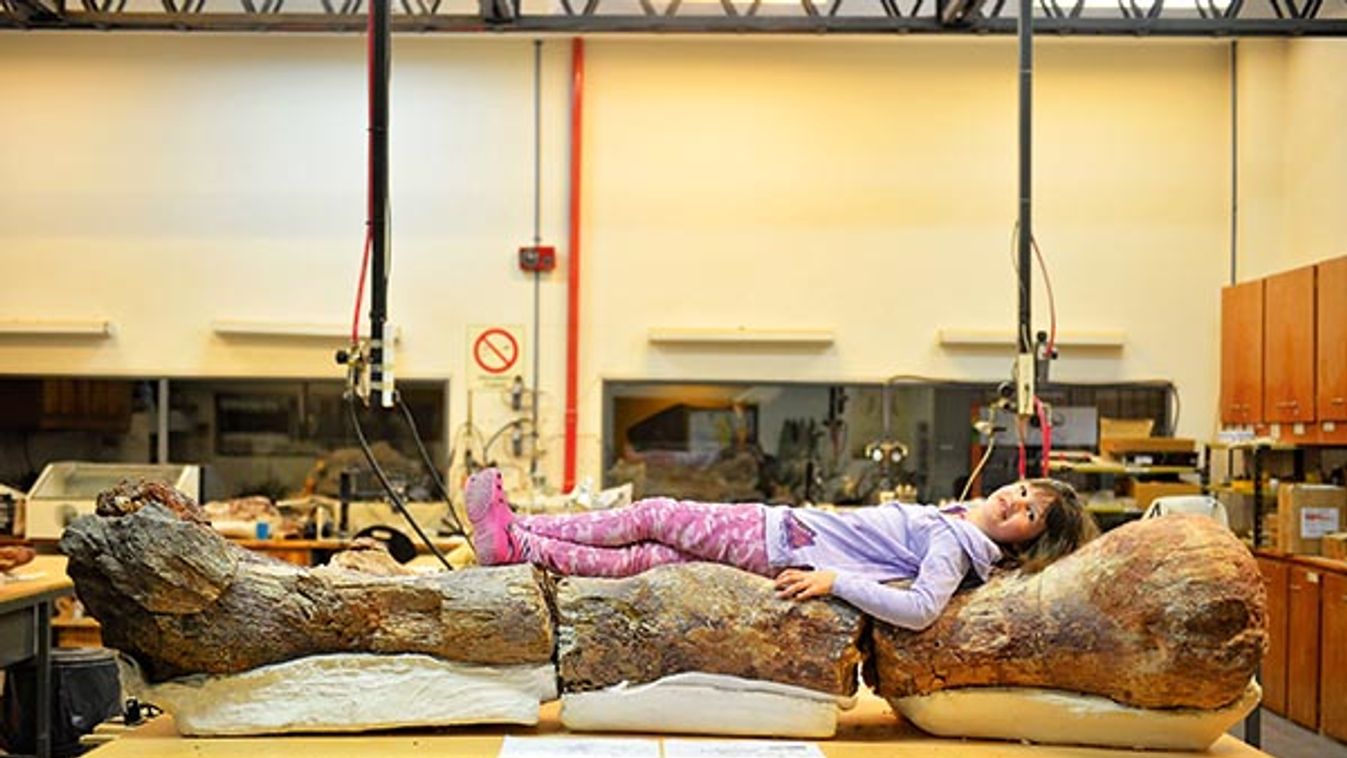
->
<box><xmin>583</xmin><ymin>38</ymin><xmax>1231</xmax><ymax>462</ymax></box>
<box><xmin>1236</xmin><ymin>37</ymin><xmax>1347</xmax><ymax>280</ymax></box>
<box><xmin>1</xmin><ymin>33</ymin><xmax>1242</xmax><ymax>487</ymax></box>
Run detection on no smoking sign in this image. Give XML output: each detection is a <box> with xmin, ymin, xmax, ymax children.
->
<box><xmin>467</xmin><ymin>324</ymin><xmax>527</xmax><ymax>389</ymax></box>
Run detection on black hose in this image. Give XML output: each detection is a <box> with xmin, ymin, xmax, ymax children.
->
<box><xmin>347</xmin><ymin>392</ymin><xmax>454</xmax><ymax>571</ymax></box>
<box><xmin>394</xmin><ymin>391</ymin><xmax>466</xmax><ymax>537</ymax></box>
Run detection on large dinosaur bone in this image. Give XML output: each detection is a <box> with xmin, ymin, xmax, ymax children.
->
<box><xmin>60</xmin><ymin>481</ymin><xmax>553</xmax><ymax>682</ymax></box>
<box><xmin>866</xmin><ymin>514</ymin><xmax>1266</xmax><ymax>711</ymax></box>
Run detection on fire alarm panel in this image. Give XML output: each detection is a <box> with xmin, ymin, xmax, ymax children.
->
<box><xmin>518</xmin><ymin>246</ymin><xmax>556</xmax><ymax>273</ymax></box>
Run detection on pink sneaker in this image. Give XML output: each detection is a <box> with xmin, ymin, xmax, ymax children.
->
<box><xmin>465</xmin><ymin>468</ymin><xmax>521</xmax><ymax>565</ymax></box>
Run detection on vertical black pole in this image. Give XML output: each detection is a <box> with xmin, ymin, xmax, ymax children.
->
<box><xmin>1017</xmin><ymin>0</ymin><xmax>1033</xmax><ymax>358</ymax></box>
<box><xmin>36</xmin><ymin>600</ymin><xmax>52</xmax><ymax>758</ymax></box>
<box><xmin>1247</xmin><ymin>445</ymin><xmax>1262</xmax><ymax>748</ymax></box>
<box><xmin>1230</xmin><ymin>40</ymin><xmax>1239</xmax><ymax>286</ymax></box>
<box><xmin>531</xmin><ymin>39</ymin><xmax>543</xmax><ymax>483</ymax></box>
<box><xmin>370</xmin><ymin>0</ymin><xmax>391</xmax><ymax>405</ymax></box>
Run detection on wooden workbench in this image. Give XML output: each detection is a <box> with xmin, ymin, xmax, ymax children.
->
<box><xmin>87</xmin><ymin>689</ymin><xmax>1268</xmax><ymax>758</ymax></box>
<box><xmin>1</xmin><ymin>554</ymin><xmax>74</xmax><ymax>758</ymax></box>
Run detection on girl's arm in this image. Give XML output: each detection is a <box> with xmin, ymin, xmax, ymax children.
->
<box><xmin>828</xmin><ymin>527</ymin><xmax>971</xmax><ymax>631</ymax></box>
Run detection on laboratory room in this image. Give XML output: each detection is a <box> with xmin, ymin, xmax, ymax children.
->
<box><xmin>2</xmin><ymin>4</ymin><xmax>1346</xmax><ymax>758</ymax></box>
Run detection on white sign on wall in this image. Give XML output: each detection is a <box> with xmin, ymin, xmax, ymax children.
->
<box><xmin>467</xmin><ymin>324</ymin><xmax>527</xmax><ymax>390</ymax></box>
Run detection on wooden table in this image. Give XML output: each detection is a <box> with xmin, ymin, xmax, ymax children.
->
<box><xmin>87</xmin><ymin>690</ymin><xmax>1268</xmax><ymax>758</ymax></box>
<box><xmin>1</xmin><ymin>554</ymin><xmax>73</xmax><ymax>758</ymax></box>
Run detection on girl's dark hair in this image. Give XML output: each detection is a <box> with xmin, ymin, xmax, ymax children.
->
<box><xmin>1000</xmin><ymin>478</ymin><xmax>1099</xmax><ymax>573</ymax></box>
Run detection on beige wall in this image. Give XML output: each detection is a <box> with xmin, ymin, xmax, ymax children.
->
<box><xmin>1236</xmin><ymin>37</ymin><xmax>1347</xmax><ymax>280</ymax></box>
<box><xmin>1</xmin><ymin>33</ymin><xmax>1245</xmax><ymax>485</ymax></box>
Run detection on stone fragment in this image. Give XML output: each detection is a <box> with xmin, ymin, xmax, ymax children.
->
<box><xmin>325</xmin><ymin>539</ymin><xmax>416</xmax><ymax>576</ymax></box>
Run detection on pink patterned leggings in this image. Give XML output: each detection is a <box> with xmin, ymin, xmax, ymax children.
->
<box><xmin>511</xmin><ymin>498</ymin><xmax>771</xmax><ymax>578</ymax></box>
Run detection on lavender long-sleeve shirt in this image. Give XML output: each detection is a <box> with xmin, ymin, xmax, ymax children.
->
<box><xmin>762</xmin><ymin>502</ymin><xmax>1001</xmax><ymax>631</ymax></box>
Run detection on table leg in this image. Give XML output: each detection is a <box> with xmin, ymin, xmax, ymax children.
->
<box><xmin>36</xmin><ymin>600</ymin><xmax>52</xmax><ymax>758</ymax></box>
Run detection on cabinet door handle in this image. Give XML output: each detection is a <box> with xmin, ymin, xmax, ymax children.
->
<box><xmin>1333</xmin><ymin>397</ymin><xmax>1345</xmax><ymax>405</ymax></box>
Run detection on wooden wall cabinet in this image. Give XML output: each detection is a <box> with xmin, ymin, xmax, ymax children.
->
<box><xmin>1322</xmin><ymin>572</ymin><xmax>1347</xmax><ymax>742</ymax></box>
<box><xmin>1265</xmin><ymin>266</ymin><xmax>1317</xmax><ymax>425</ymax></box>
<box><xmin>1259</xmin><ymin>556</ymin><xmax>1290</xmax><ymax>715</ymax></box>
<box><xmin>1288</xmin><ymin>564</ymin><xmax>1323</xmax><ymax>729</ymax></box>
<box><xmin>1222</xmin><ymin>280</ymin><xmax>1264</xmax><ymax>425</ymax></box>
<box><xmin>1319</xmin><ymin>256</ymin><xmax>1347</xmax><ymax>423</ymax></box>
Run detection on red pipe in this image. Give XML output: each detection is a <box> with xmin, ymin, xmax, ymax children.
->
<box><xmin>563</xmin><ymin>37</ymin><xmax>585</xmax><ymax>492</ymax></box>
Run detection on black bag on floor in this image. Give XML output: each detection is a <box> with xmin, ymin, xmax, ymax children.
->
<box><xmin>3</xmin><ymin>647</ymin><xmax>122</xmax><ymax>757</ymax></box>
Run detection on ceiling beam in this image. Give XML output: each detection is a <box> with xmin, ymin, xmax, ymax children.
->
<box><xmin>3</xmin><ymin>5</ymin><xmax>1346</xmax><ymax>35</ymax></box>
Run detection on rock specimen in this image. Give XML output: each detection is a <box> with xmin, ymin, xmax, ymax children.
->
<box><xmin>554</xmin><ymin>562</ymin><xmax>865</xmax><ymax>696</ymax></box>
<box><xmin>0</xmin><ymin>544</ymin><xmax>36</xmax><ymax>572</ymax></box>
<box><xmin>60</xmin><ymin>481</ymin><xmax>553</xmax><ymax>682</ymax></box>
<box><xmin>866</xmin><ymin>514</ymin><xmax>1265</xmax><ymax>711</ymax></box>
<box><xmin>327</xmin><ymin>539</ymin><xmax>416</xmax><ymax>576</ymax></box>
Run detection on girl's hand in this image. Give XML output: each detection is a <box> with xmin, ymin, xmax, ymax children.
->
<box><xmin>774</xmin><ymin>568</ymin><xmax>837</xmax><ymax>601</ymax></box>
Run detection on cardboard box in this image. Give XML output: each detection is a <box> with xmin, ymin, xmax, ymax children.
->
<box><xmin>1128</xmin><ymin>481</ymin><xmax>1203</xmax><ymax>512</ymax></box>
<box><xmin>1276</xmin><ymin>484</ymin><xmax>1347</xmax><ymax>555</ymax></box>
<box><xmin>1099</xmin><ymin>438</ymin><xmax>1197</xmax><ymax>467</ymax></box>
<box><xmin>1323</xmin><ymin>532</ymin><xmax>1347</xmax><ymax>562</ymax></box>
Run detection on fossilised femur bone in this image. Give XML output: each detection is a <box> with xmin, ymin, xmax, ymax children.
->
<box><xmin>865</xmin><ymin>514</ymin><xmax>1266</xmax><ymax>711</ymax></box>
<box><xmin>61</xmin><ymin>482</ymin><xmax>553</xmax><ymax>683</ymax></box>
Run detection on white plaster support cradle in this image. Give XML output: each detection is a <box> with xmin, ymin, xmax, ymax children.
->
<box><xmin>560</xmin><ymin>672</ymin><xmax>855</xmax><ymax>739</ymax></box>
<box><xmin>896</xmin><ymin>679</ymin><xmax>1263</xmax><ymax>751</ymax></box>
<box><xmin>120</xmin><ymin>653</ymin><xmax>557</xmax><ymax>736</ymax></box>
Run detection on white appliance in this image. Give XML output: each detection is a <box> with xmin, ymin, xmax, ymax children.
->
<box><xmin>26</xmin><ymin>461</ymin><xmax>202</xmax><ymax>539</ymax></box>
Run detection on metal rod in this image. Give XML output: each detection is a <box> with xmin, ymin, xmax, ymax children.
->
<box><xmin>157</xmin><ymin>378</ymin><xmax>169</xmax><ymax>463</ymax></box>
<box><xmin>36</xmin><ymin>600</ymin><xmax>52</xmax><ymax>758</ymax></box>
<box><xmin>1230</xmin><ymin>39</ymin><xmax>1238</xmax><ymax>285</ymax></box>
<box><xmin>563</xmin><ymin>37</ymin><xmax>584</xmax><ymax>492</ymax></box>
<box><xmin>531</xmin><ymin>37</ymin><xmax>542</xmax><ymax>481</ymax></box>
<box><xmin>1018</xmin><ymin>0</ymin><xmax>1033</xmax><ymax>356</ymax></box>
<box><xmin>370</xmin><ymin>0</ymin><xmax>392</xmax><ymax>406</ymax></box>
<box><xmin>1246</xmin><ymin>443</ymin><xmax>1263</xmax><ymax>748</ymax></box>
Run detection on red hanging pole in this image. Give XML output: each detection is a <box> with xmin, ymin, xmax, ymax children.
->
<box><xmin>563</xmin><ymin>37</ymin><xmax>585</xmax><ymax>493</ymax></box>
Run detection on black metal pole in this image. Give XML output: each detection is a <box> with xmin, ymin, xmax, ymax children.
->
<box><xmin>370</xmin><ymin>0</ymin><xmax>391</xmax><ymax>406</ymax></box>
<box><xmin>1017</xmin><ymin>0</ymin><xmax>1033</xmax><ymax>358</ymax></box>
<box><xmin>1247</xmin><ymin>444</ymin><xmax>1262</xmax><ymax>748</ymax></box>
<box><xmin>531</xmin><ymin>38</ymin><xmax>542</xmax><ymax>482</ymax></box>
<box><xmin>1230</xmin><ymin>40</ymin><xmax>1238</xmax><ymax>286</ymax></box>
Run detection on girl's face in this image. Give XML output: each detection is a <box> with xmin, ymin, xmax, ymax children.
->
<box><xmin>978</xmin><ymin>481</ymin><xmax>1051</xmax><ymax>545</ymax></box>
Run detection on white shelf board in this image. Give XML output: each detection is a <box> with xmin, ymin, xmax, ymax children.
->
<box><xmin>213</xmin><ymin>320</ymin><xmax>401</xmax><ymax>342</ymax></box>
<box><xmin>938</xmin><ymin>329</ymin><xmax>1125</xmax><ymax>349</ymax></box>
<box><xmin>649</xmin><ymin>328</ymin><xmax>834</xmax><ymax>346</ymax></box>
<box><xmin>0</xmin><ymin>319</ymin><xmax>113</xmax><ymax>337</ymax></box>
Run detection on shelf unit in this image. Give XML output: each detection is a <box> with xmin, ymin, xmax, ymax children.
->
<box><xmin>1205</xmin><ymin>442</ymin><xmax>1306</xmax><ymax>550</ymax></box>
